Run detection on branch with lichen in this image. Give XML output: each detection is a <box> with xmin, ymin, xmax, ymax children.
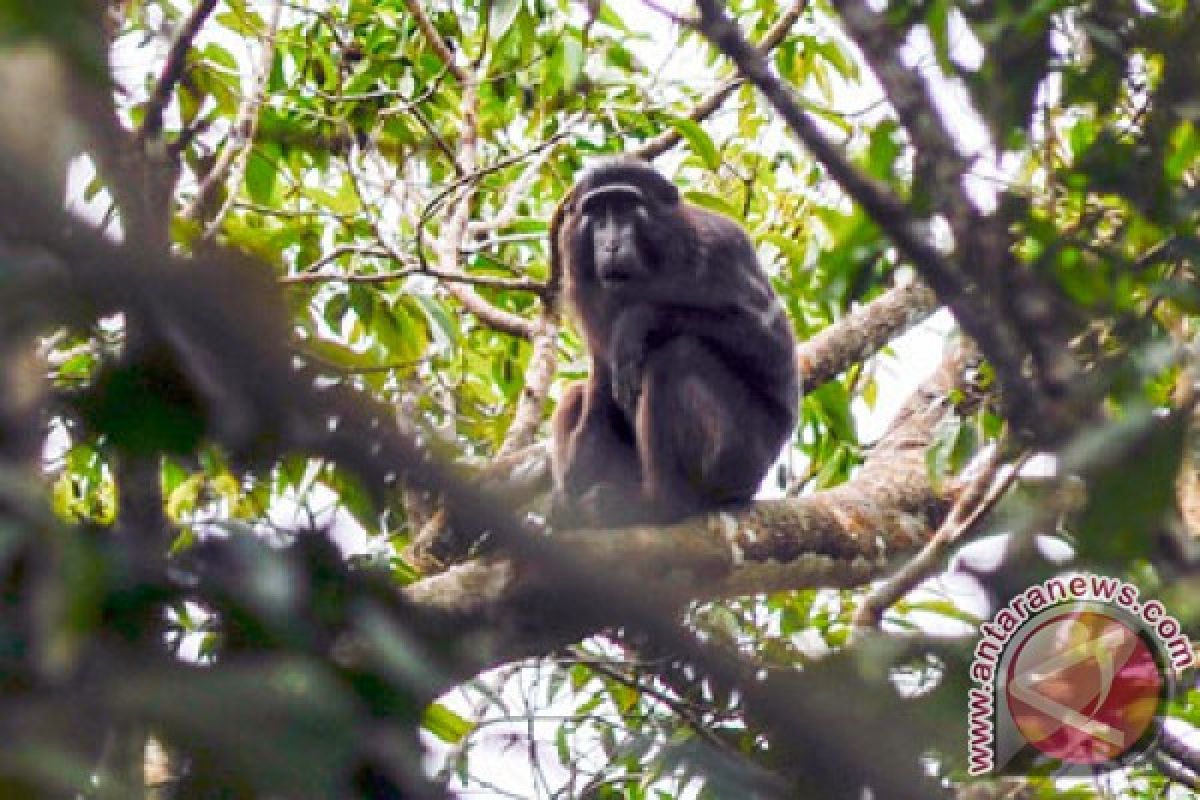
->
<box><xmin>797</xmin><ymin>279</ymin><xmax>937</xmax><ymax>389</ymax></box>
<box><xmin>405</xmin><ymin>279</ymin><xmax>947</xmax><ymax>572</ymax></box>
<box><xmin>405</xmin><ymin>345</ymin><xmax>974</xmax><ymax>656</ymax></box>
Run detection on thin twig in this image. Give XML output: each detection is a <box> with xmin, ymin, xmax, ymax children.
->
<box><xmin>280</xmin><ymin>266</ymin><xmax>547</xmax><ymax>294</ymax></box>
<box><xmin>466</xmin><ymin>132</ymin><xmax>566</xmax><ymax>235</ymax></box>
<box><xmin>633</xmin><ymin>0</ymin><xmax>809</xmax><ymax>161</ymax></box>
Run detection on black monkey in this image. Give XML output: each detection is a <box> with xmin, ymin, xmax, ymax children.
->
<box><xmin>550</xmin><ymin>157</ymin><xmax>799</xmax><ymax>527</ymax></box>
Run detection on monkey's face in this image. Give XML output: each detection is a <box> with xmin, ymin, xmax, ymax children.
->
<box><xmin>577</xmin><ymin>183</ymin><xmax>655</xmax><ymax>286</ymax></box>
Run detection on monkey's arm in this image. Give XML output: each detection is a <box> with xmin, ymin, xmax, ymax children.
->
<box><xmin>614</xmin><ymin>227</ymin><xmax>775</xmax><ymax>314</ymax></box>
<box><xmin>609</xmin><ymin>304</ymin><xmax>657</xmax><ymax>416</ymax></box>
<box><xmin>609</xmin><ymin>296</ymin><xmax>797</xmax><ymax>421</ymax></box>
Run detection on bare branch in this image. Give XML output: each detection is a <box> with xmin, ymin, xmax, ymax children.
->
<box><xmin>796</xmin><ymin>279</ymin><xmax>938</xmax><ymax>389</ymax></box>
<box><xmin>1151</xmin><ymin>750</ymin><xmax>1200</xmax><ymax>791</ymax></box>
<box><xmin>437</xmin><ymin>83</ymin><xmax>540</xmax><ymax>338</ymax></box>
<box><xmin>850</xmin><ymin>447</ymin><xmax>1027</xmax><ymax>638</ymax></box>
<box><xmin>281</xmin><ymin>265</ymin><xmax>547</xmax><ymax>295</ymax></box>
<box><xmin>833</xmin><ymin>0</ymin><xmax>976</xmax><ymax>227</ymax></box>
<box><xmin>139</xmin><ymin>0</ymin><xmax>220</xmax><ymax>143</ymax></box>
<box><xmin>467</xmin><ymin>137</ymin><xmax>562</xmax><ymax>236</ymax></box>
<box><xmin>179</xmin><ymin>0</ymin><xmax>283</xmax><ymax>232</ymax></box>
<box><xmin>1157</xmin><ymin>725</ymin><xmax>1200</xmax><ymax>788</ymax></box>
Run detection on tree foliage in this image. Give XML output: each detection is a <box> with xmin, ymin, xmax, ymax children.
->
<box><xmin>0</xmin><ymin>0</ymin><xmax>1197</xmax><ymax>797</ymax></box>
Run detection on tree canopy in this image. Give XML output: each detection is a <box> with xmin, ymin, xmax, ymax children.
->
<box><xmin>0</xmin><ymin>0</ymin><xmax>1197</xmax><ymax>797</ymax></box>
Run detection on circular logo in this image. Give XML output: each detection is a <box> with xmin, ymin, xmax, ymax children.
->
<box><xmin>1004</xmin><ymin>609</ymin><xmax>1166</xmax><ymax>765</ymax></box>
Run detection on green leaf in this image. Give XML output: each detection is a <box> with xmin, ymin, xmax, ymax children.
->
<box><xmin>413</xmin><ymin>293</ymin><xmax>459</xmax><ymax>350</ymax></box>
<box><xmin>560</xmin><ymin>32</ymin><xmax>584</xmax><ymax>92</ymax></box>
<box><xmin>245</xmin><ymin>150</ymin><xmax>277</xmax><ymax>205</ymax></box>
<box><xmin>926</xmin><ymin>414</ymin><xmax>962</xmax><ymax>489</ymax></box>
<box><xmin>809</xmin><ymin>37</ymin><xmax>858</xmax><ymax>82</ymax></box>
<box><xmin>488</xmin><ymin>0</ymin><xmax>521</xmax><ymax>40</ymax></box>
<box><xmin>201</xmin><ymin>42</ymin><xmax>238</xmax><ymax>72</ymax></box>
<box><xmin>596</xmin><ymin>3</ymin><xmax>630</xmax><ymax>33</ymax></box>
<box><xmin>166</xmin><ymin>474</ymin><xmax>205</xmax><ymax>521</ymax></box>
<box><xmin>374</xmin><ymin>298</ymin><xmax>428</xmax><ymax>365</ymax></box>
<box><xmin>925</xmin><ymin>0</ymin><xmax>952</xmax><ymax>73</ymax></box>
<box><xmin>761</xmin><ymin>231</ymin><xmax>806</xmax><ymax>267</ymax></box>
<box><xmin>683</xmin><ymin>190</ymin><xmax>739</xmax><ymax>219</ymax></box>
<box><xmin>324</xmin><ymin>292</ymin><xmax>350</xmax><ymax>332</ymax></box>
<box><xmin>423</xmin><ymin>702</ymin><xmax>474</xmax><ymax>744</ymax></box>
<box><xmin>666</xmin><ymin>116</ymin><xmax>720</xmax><ymax>171</ymax></box>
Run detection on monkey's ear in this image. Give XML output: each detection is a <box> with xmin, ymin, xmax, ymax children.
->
<box><xmin>548</xmin><ymin>195</ymin><xmax>572</xmax><ymax>292</ymax></box>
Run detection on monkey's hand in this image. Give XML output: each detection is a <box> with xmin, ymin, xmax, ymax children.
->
<box><xmin>611</xmin><ymin>356</ymin><xmax>643</xmax><ymax>417</ymax></box>
<box><xmin>610</xmin><ymin>305</ymin><xmax>654</xmax><ymax>416</ymax></box>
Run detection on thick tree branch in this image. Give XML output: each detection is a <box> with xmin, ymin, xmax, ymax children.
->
<box><xmin>796</xmin><ymin>279</ymin><xmax>937</xmax><ymax>389</ymax></box>
<box><xmin>832</xmin><ymin>0</ymin><xmax>1081</xmax><ymax>431</ymax></box>
<box><xmin>832</xmin><ymin>0</ymin><xmax>975</xmax><ymax>227</ymax></box>
<box><xmin>498</xmin><ymin>315</ymin><xmax>560</xmax><ymax>457</ymax></box>
<box><xmin>407</xmin><ymin>345</ymin><xmax>972</xmax><ymax>627</ymax></box>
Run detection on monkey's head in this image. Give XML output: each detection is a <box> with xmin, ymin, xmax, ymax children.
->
<box><xmin>554</xmin><ymin>158</ymin><xmax>686</xmax><ymax>289</ymax></box>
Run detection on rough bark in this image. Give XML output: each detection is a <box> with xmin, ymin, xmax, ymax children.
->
<box><xmin>404</xmin><ymin>346</ymin><xmax>973</xmax><ymax>668</ymax></box>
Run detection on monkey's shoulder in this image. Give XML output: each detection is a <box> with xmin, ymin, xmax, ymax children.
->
<box><xmin>678</xmin><ymin>204</ymin><xmax>754</xmax><ymax>248</ymax></box>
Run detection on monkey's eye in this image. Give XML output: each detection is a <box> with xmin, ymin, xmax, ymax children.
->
<box><xmin>582</xmin><ymin>197</ymin><xmax>642</xmax><ymax>217</ymax></box>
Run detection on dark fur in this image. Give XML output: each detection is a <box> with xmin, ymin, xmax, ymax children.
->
<box><xmin>550</xmin><ymin>158</ymin><xmax>799</xmax><ymax>527</ymax></box>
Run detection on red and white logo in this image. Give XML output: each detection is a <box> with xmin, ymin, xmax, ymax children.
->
<box><xmin>1005</xmin><ymin>609</ymin><xmax>1164</xmax><ymax>765</ymax></box>
<box><xmin>967</xmin><ymin>574</ymin><xmax>1193</xmax><ymax>777</ymax></box>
